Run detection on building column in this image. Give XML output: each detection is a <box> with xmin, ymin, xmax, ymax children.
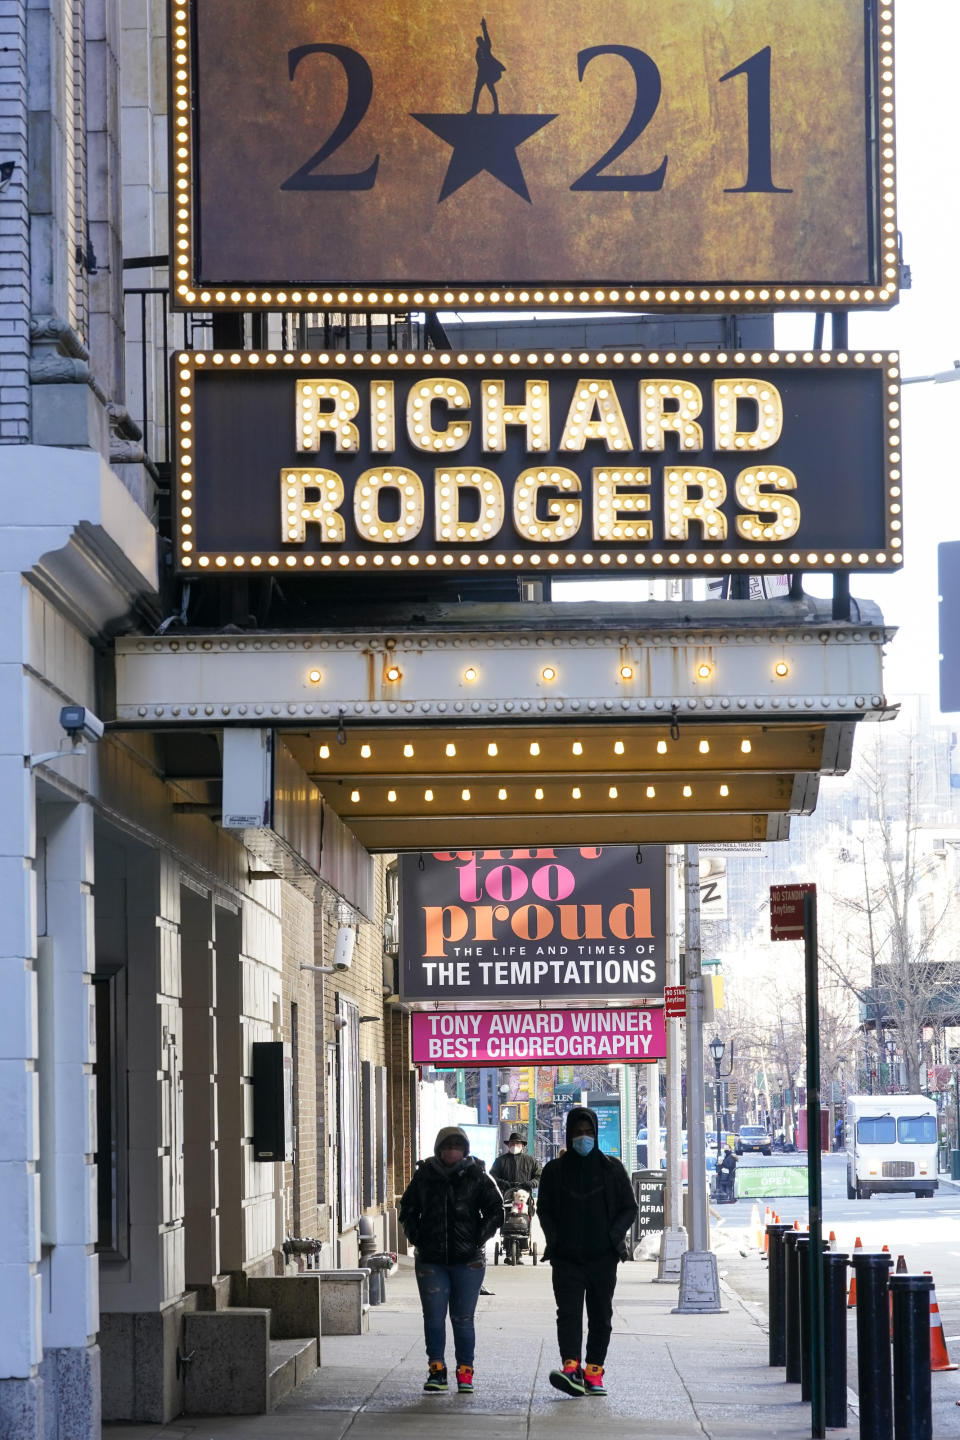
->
<box><xmin>37</xmin><ymin>799</ymin><xmax>100</xmax><ymax>1440</ymax></box>
<box><xmin>0</xmin><ymin>613</ymin><xmax>42</xmax><ymax>1436</ymax></box>
<box><xmin>181</xmin><ymin>887</ymin><xmax>219</xmax><ymax>1288</ymax></box>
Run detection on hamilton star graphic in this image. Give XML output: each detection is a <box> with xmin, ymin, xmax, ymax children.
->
<box><xmin>411</xmin><ymin>111</ymin><xmax>558</xmax><ymax>203</ymax></box>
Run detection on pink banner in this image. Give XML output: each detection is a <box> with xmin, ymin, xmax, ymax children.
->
<box><xmin>412</xmin><ymin>1006</ymin><xmax>665</xmax><ymax>1067</ymax></box>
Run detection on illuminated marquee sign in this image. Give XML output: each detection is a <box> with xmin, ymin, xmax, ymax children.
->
<box><xmin>175</xmin><ymin>349</ymin><xmax>902</xmax><ymax>575</ymax></box>
<box><xmin>410</xmin><ymin>1007</ymin><xmax>667</xmax><ymax>1066</ymax></box>
<box><xmin>170</xmin><ymin>0</ymin><xmax>896</xmax><ymax>311</ymax></box>
<box><xmin>399</xmin><ymin>847</ymin><xmax>667</xmax><ymax>1002</ymax></box>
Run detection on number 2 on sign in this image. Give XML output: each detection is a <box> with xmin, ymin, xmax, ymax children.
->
<box><xmin>281</xmin><ymin>45</ymin><xmax>792</xmax><ymax>197</ymax></box>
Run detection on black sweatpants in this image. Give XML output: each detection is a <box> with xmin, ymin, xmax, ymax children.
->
<box><xmin>550</xmin><ymin>1253</ymin><xmax>619</xmax><ymax>1366</ymax></box>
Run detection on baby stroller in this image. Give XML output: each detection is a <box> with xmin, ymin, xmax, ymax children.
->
<box><xmin>493</xmin><ymin>1184</ymin><xmax>538</xmax><ymax>1265</ymax></box>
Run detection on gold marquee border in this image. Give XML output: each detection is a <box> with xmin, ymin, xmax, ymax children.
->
<box><xmin>173</xmin><ymin>347</ymin><xmax>902</xmax><ymax>575</ymax></box>
<box><xmin>167</xmin><ymin>2</ymin><xmax>898</xmax><ymax>313</ymax></box>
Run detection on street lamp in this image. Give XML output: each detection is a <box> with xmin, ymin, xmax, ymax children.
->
<box><xmin>709</xmin><ymin>1034</ymin><xmax>725</xmax><ymax>1161</ymax></box>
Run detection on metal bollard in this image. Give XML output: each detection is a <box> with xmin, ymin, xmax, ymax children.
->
<box><xmin>823</xmin><ymin>1252</ymin><xmax>850</xmax><ymax>1428</ymax></box>
<box><xmin>890</xmin><ymin>1274</ymin><xmax>933</xmax><ymax>1440</ymax></box>
<box><xmin>784</xmin><ymin>1230</ymin><xmax>803</xmax><ymax>1385</ymax></box>
<box><xmin>766</xmin><ymin>1223</ymin><xmax>794</xmax><ymax>1367</ymax></box>
<box><xmin>796</xmin><ymin>1236</ymin><xmax>830</xmax><ymax>1402</ymax></box>
<box><xmin>853</xmin><ymin>1251</ymin><xmax>894</xmax><ymax>1440</ymax></box>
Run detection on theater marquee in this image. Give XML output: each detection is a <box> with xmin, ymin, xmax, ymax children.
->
<box><xmin>399</xmin><ymin>847</ymin><xmax>667</xmax><ymax>1003</ymax></box>
<box><xmin>174</xmin><ymin>349</ymin><xmax>902</xmax><ymax>575</ymax></box>
<box><xmin>169</xmin><ymin>0</ymin><xmax>896</xmax><ymax>311</ymax></box>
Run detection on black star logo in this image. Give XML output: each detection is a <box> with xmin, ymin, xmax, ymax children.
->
<box><xmin>411</xmin><ymin>112</ymin><xmax>557</xmax><ymax>203</ymax></box>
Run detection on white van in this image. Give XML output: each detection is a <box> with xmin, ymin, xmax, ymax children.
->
<box><xmin>845</xmin><ymin>1094</ymin><xmax>939</xmax><ymax>1199</ymax></box>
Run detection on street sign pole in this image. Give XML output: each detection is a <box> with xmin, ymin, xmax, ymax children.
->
<box><xmin>804</xmin><ymin>889</ymin><xmax>826</xmax><ymax>1440</ymax></box>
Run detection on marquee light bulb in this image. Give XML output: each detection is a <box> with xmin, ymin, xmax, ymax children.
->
<box><xmin>318</xmin><ymin>745</ymin><xmax>330</xmax><ymax>759</ymax></box>
<box><xmin>350</xmin><ymin>790</ymin><xmax>360</xmax><ymax>803</ymax></box>
<box><xmin>361</xmin><ymin>743</ymin><xmax>372</xmax><ymax>758</ymax></box>
<box><xmin>535</xmin><ymin>787</ymin><xmax>544</xmax><ymax>800</ymax></box>
<box><xmin>720</xmin><ymin>784</ymin><xmax>730</xmax><ymax>796</ymax></box>
<box><xmin>646</xmin><ymin>785</ymin><xmax>656</xmax><ymax>799</ymax></box>
<box><xmin>571</xmin><ymin>787</ymin><xmax>581</xmax><ymax>800</ymax></box>
<box><xmin>741</xmin><ymin>738</ymin><xmax>752</xmax><ymax>754</ymax></box>
<box><xmin>464</xmin><ymin>666</ymin><xmax>478</xmax><ymax>682</ymax></box>
<box><xmin>608</xmin><ymin>786</ymin><xmax>618</xmax><ymax>799</ymax></box>
<box><xmin>403</xmin><ymin>743</ymin><xmax>415</xmax><ymax>757</ymax></box>
<box><xmin>696</xmin><ymin>662</ymin><xmax>713</xmax><ymax>680</ymax></box>
<box><xmin>657</xmin><ymin>740</ymin><xmax>668</xmax><ymax>754</ymax></box>
<box><xmin>307</xmin><ymin>669</ymin><xmax>322</xmax><ymax>684</ymax></box>
<box><xmin>620</xmin><ymin>664</ymin><xmax>634</xmax><ymax>680</ymax></box>
<box><xmin>683</xmin><ymin>784</ymin><xmax>693</xmax><ymax>797</ymax></box>
<box><xmin>572</xmin><ymin>741</ymin><xmax>583</xmax><ymax>756</ymax></box>
<box><xmin>387</xmin><ymin>790</ymin><xmax>397</xmax><ymax>803</ymax></box>
<box><xmin>541</xmin><ymin>666</ymin><xmax>557</xmax><ymax>682</ymax></box>
<box><xmin>445</xmin><ymin>743</ymin><xmax>457</xmax><ymax>757</ymax></box>
<box><xmin>385</xmin><ymin>665</ymin><xmax>402</xmax><ymax>682</ymax></box>
<box><xmin>614</xmin><ymin>740</ymin><xmax>625</xmax><ymax>755</ymax></box>
<box><xmin>487</xmin><ymin>741</ymin><xmax>499</xmax><ymax>757</ymax></box>
<box><xmin>498</xmin><ymin>787</ymin><xmax>508</xmax><ymax>800</ymax></box>
<box><xmin>461</xmin><ymin>788</ymin><xmax>471</xmax><ymax>801</ymax></box>
<box><xmin>699</xmin><ymin>740</ymin><xmax>710</xmax><ymax>754</ymax></box>
<box><xmin>774</xmin><ymin>660</ymin><xmax>790</xmax><ymax>677</ymax></box>
<box><xmin>424</xmin><ymin>789</ymin><xmax>434</xmax><ymax>802</ymax></box>
<box><xmin>529</xmin><ymin>741</ymin><xmax>540</xmax><ymax>756</ymax></box>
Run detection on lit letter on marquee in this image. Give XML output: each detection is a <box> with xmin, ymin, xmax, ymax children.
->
<box><xmin>713</xmin><ymin>378</ymin><xmax>784</xmax><ymax>451</ymax></box>
<box><xmin>435</xmin><ymin>468</ymin><xmax>506</xmax><ymax>543</ymax></box>
<box><xmin>281</xmin><ymin>469</ymin><xmax>346</xmax><ymax>544</ymax></box>
<box><xmin>354</xmin><ymin>467</ymin><xmax>425</xmax><ymax>543</ymax></box>
<box><xmin>513</xmin><ymin>468</ymin><xmax>582</xmax><ymax>543</ymax></box>
<box><xmin>592</xmin><ymin>468</ymin><xmax>652</xmax><ymax>542</ymax></box>
<box><xmin>559</xmin><ymin>379</ymin><xmax>632</xmax><ymax>452</ymax></box>
<box><xmin>296</xmin><ymin>379</ymin><xmax>360</xmax><ymax>453</ymax></box>
<box><xmin>664</xmin><ymin>468</ymin><xmax>728</xmax><ymax>542</ymax></box>
<box><xmin>639</xmin><ymin>380</ymin><xmax>704</xmax><ymax>451</ymax></box>
<box><xmin>407</xmin><ymin>378</ymin><xmax>471</xmax><ymax>453</ymax></box>
<box><xmin>734</xmin><ymin>466</ymin><xmax>801</xmax><ymax>542</ymax></box>
<box><xmin>481</xmin><ymin>380</ymin><xmax>551</xmax><ymax>453</ymax></box>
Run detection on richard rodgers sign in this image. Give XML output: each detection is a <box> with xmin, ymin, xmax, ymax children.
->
<box><xmin>175</xmin><ymin>350</ymin><xmax>901</xmax><ymax>575</ymax></box>
<box><xmin>398</xmin><ymin>846</ymin><xmax>666</xmax><ymax>1002</ymax></box>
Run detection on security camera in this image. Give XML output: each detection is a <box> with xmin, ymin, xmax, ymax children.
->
<box><xmin>332</xmin><ymin>925</ymin><xmax>356</xmax><ymax>970</ymax></box>
<box><xmin>59</xmin><ymin>705</ymin><xmax>104</xmax><ymax>744</ymax></box>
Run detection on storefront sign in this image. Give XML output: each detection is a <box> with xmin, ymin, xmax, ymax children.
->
<box><xmin>171</xmin><ymin>1</ymin><xmax>896</xmax><ymax>311</ymax></box>
<box><xmin>400</xmin><ymin>846</ymin><xmax>666</xmax><ymax>1001</ymax></box>
<box><xmin>411</xmin><ymin>1005</ymin><xmax>665</xmax><ymax>1065</ymax></box>
<box><xmin>633</xmin><ymin>1169</ymin><xmax>666</xmax><ymax>1238</ymax></box>
<box><xmin>175</xmin><ymin>350</ymin><xmax>901</xmax><ymax>575</ymax></box>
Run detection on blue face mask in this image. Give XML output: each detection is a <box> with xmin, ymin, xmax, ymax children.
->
<box><xmin>571</xmin><ymin>1135</ymin><xmax>595</xmax><ymax>1156</ymax></box>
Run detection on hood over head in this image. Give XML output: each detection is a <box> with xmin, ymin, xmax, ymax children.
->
<box><xmin>434</xmin><ymin>1125</ymin><xmax>471</xmax><ymax>1160</ymax></box>
<box><xmin>565</xmin><ymin>1106</ymin><xmax>599</xmax><ymax>1149</ymax></box>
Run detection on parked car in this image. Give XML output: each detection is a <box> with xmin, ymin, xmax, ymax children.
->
<box><xmin>735</xmin><ymin>1125</ymin><xmax>772</xmax><ymax>1156</ymax></box>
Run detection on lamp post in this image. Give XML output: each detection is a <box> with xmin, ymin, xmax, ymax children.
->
<box><xmin>709</xmin><ymin>1034</ymin><xmax>725</xmax><ymax>1162</ymax></box>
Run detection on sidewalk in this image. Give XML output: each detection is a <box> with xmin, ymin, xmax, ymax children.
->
<box><xmin>105</xmin><ymin>1249</ymin><xmax>856</xmax><ymax>1439</ymax></box>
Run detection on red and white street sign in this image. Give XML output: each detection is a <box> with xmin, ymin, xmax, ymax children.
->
<box><xmin>664</xmin><ymin>985</ymin><xmax>686</xmax><ymax>1019</ymax></box>
<box><xmin>770</xmin><ymin>883</ymin><xmax>816</xmax><ymax>941</ymax></box>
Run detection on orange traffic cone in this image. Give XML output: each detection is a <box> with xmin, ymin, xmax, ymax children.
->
<box><xmin>828</xmin><ymin>1230</ymin><xmax>837</xmax><ymax>1252</ymax></box>
<box><xmin>926</xmin><ymin>1276</ymin><xmax>959</xmax><ymax>1372</ymax></box>
<box><xmin>794</xmin><ymin>1218</ymin><xmax>801</xmax><ymax>1230</ymax></box>
<box><xmin>847</xmin><ymin>1237</ymin><xmax>863</xmax><ymax>1308</ymax></box>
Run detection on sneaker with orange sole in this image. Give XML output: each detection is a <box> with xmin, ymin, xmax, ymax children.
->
<box><xmin>583</xmin><ymin>1364</ymin><xmax>606</xmax><ymax>1395</ymax></box>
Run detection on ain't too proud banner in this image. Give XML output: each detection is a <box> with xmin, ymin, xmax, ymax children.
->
<box><xmin>399</xmin><ymin>846</ymin><xmax>666</xmax><ymax>1002</ymax></box>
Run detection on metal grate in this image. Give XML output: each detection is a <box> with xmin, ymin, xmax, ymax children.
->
<box><xmin>881</xmin><ymin>1161</ymin><xmax>914</xmax><ymax>1178</ymax></box>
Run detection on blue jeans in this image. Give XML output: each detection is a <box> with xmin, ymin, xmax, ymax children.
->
<box><xmin>414</xmin><ymin>1259</ymin><xmax>486</xmax><ymax>1366</ymax></box>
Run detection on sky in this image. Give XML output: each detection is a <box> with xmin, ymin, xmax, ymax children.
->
<box><xmin>775</xmin><ymin>1</ymin><xmax>960</xmax><ymax>713</ymax></box>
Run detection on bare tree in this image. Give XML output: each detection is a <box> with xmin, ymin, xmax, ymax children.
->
<box><xmin>821</xmin><ymin>732</ymin><xmax>960</xmax><ymax>1094</ymax></box>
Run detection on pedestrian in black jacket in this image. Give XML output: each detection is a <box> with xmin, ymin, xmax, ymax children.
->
<box><xmin>399</xmin><ymin>1125</ymin><xmax>503</xmax><ymax>1396</ymax></box>
<box><xmin>537</xmin><ymin>1105</ymin><xmax>638</xmax><ymax>1398</ymax></box>
<box><xmin>490</xmin><ymin>1131</ymin><xmax>542</xmax><ymax>1195</ymax></box>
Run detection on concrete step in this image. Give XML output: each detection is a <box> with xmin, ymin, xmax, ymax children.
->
<box><xmin>268</xmin><ymin>1336</ymin><xmax>317</xmax><ymax>1408</ymax></box>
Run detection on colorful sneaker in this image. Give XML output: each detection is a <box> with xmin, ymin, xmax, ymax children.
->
<box><xmin>456</xmin><ymin>1365</ymin><xmax>474</xmax><ymax>1393</ymax></box>
<box><xmin>583</xmin><ymin>1364</ymin><xmax>606</xmax><ymax>1395</ymax></box>
<box><xmin>423</xmin><ymin>1362</ymin><xmax>448</xmax><ymax>1392</ymax></box>
<box><xmin>549</xmin><ymin>1359</ymin><xmax>585</xmax><ymax>1396</ymax></box>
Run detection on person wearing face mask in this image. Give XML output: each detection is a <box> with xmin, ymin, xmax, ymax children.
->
<box><xmin>399</xmin><ymin>1126</ymin><xmax>504</xmax><ymax>1395</ymax></box>
<box><xmin>536</xmin><ymin>1106</ymin><xmax>638</xmax><ymax>1397</ymax></box>
<box><xmin>490</xmin><ymin>1131</ymin><xmax>542</xmax><ymax>1195</ymax></box>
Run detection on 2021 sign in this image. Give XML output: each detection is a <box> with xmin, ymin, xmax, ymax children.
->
<box><xmin>171</xmin><ymin>0</ymin><xmax>896</xmax><ymax>311</ymax></box>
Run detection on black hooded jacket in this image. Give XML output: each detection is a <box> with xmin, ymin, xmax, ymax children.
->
<box><xmin>399</xmin><ymin>1126</ymin><xmax>504</xmax><ymax>1265</ymax></box>
<box><xmin>536</xmin><ymin>1106</ymin><xmax>638</xmax><ymax>1264</ymax></box>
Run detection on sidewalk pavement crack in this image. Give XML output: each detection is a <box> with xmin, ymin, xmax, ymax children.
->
<box><xmin>526</xmin><ymin>1336</ymin><xmax>544</xmax><ymax>1435</ymax></box>
<box><xmin>340</xmin><ymin>1330</ymin><xmax>421</xmax><ymax>1432</ymax></box>
<box><xmin>664</xmin><ymin>1339</ymin><xmax>710</xmax><ymax>1439</ymax></box>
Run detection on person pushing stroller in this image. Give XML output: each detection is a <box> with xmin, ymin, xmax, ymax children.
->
<box><xmin>491</xmin><ymin>1132</ymin><xmax>542</xmax><ymax>1265</ymax></box>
